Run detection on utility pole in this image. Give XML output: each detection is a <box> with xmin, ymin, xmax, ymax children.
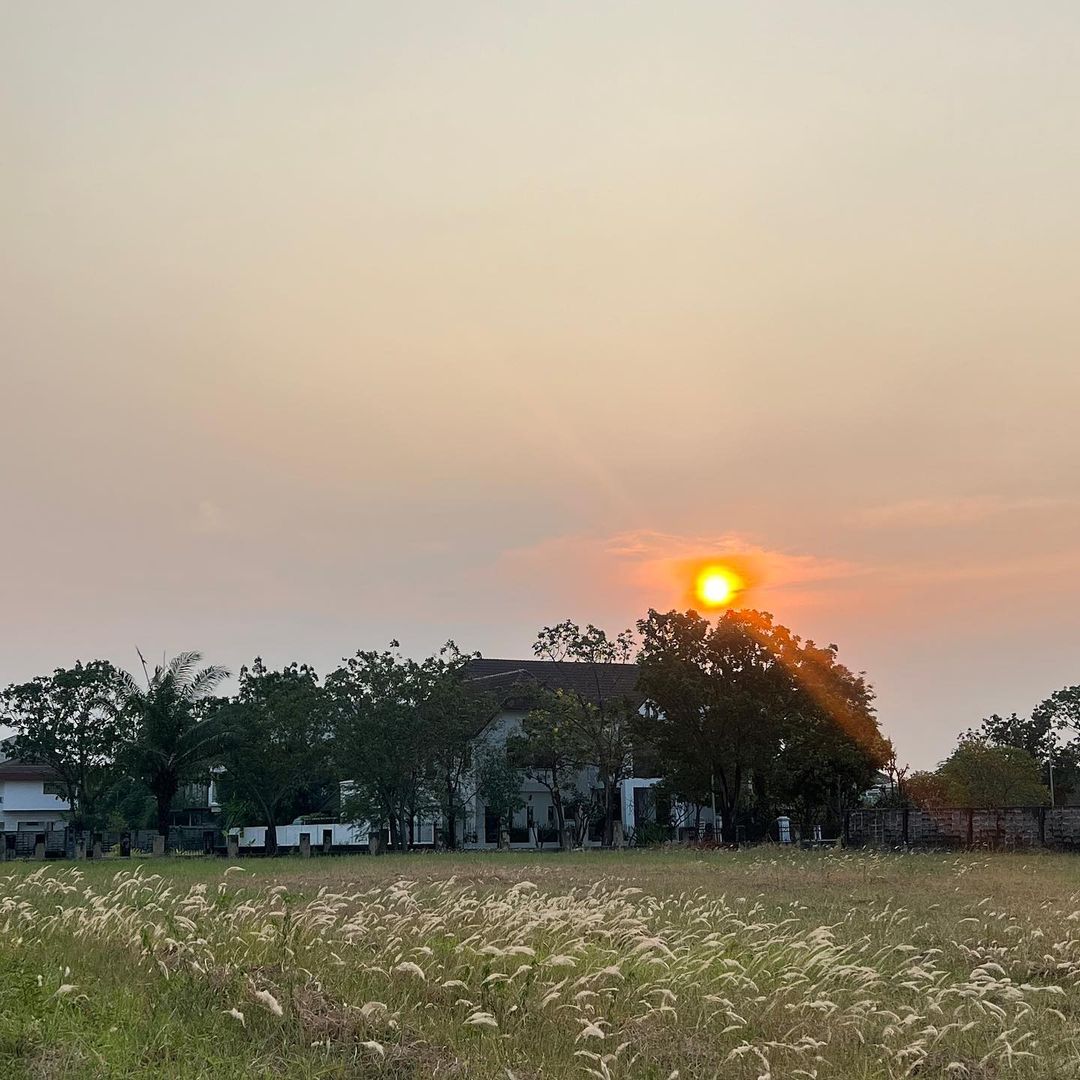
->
<box><xmin>1050</xmin><ymin>762</ymin><xmax>1056</xmax><ymax>808</ymax></box>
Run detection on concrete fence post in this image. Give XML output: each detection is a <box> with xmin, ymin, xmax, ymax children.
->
<box><xmin>226</xmin><ymin>834</ymin><xmax>239</xmax><ymax>858</ymax></box>
<box><xmin>34</xmin><ymin>834</ymin><xmax>46</xmax><ymax>861</ymax></box>
<box><xmin>299</xmin><ymin>833</ymin><xmax>311</xmax><ymax>858</ymax></box>
<box><xmin>152</xmin><ymin>834</ymin><xmax>166</xmax><ymax>857</ymax></box>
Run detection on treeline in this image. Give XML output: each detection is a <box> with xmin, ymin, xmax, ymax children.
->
<box><xmin>0</xmin><ymin>608</ymin><xmax>893</xmax><ymax>852</ymax></box>
<box><xmin>882</xmin><ymin>687</ymin><xmax>1080</xmax><ymax>810</ymax></box>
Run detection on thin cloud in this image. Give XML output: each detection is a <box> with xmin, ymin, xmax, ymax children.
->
<box><xmin>496</xmin><ymin>529</ymin><xmax>866</xmax><ymax>620</ymax></box>
<box><xmin>191</xmin><ymin>500</ymin><xmax>231</xmax><ymax>535</ymax></box>
<box><xmin>855</xmin><ymin>495</ymin><xmax>1077</xmax><ymax>529</ymax></box>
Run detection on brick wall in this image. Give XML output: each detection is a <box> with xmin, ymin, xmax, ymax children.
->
<box><xmin>848</xmin><ymin>807</ymin><xmax>1080</xmax><ymax>848</ymax></box>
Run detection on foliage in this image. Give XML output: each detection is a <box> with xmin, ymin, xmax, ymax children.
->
<box><xmin>327</xmin><ymin>643</ymin><xmax>435</xmax><ymax>851</ymax></box>
<box><xmin>98</xmin><ymin>776</ymin><xmax>158</xmax><ymax>832</ymax></box>
<box><xmin>966</xmin><ymin>710</ymin><xmax>1060</xmax><ymax>765</ymax></box>
<box><xmin>532</xmin><ymin>621</ymin><xmax>638</xmax><ymax>845</ymax></box>
<box><xmin>935</xmin><ymin>740</ymin><xmax>1051</xmax><ymax>808</ymax></box>
<box><xmin>509</xmin><ymin>688</ymin><xmax>590</xmax><ymax>850</ymax></box>
<box><xmin>216</xmin><ymin>658</ymin><xmax>333</xmax><ymax>856</ymax></box>
<box><xmin>419</xmin><ymin>644</ymin><xmax>501</xmax><ymax>849</ymax></box>
<box><xmin>1036</xmin><ymin>684</ymin><xmax>1080</xmax><ymax>730</ymax></box>
<box><xmin>638</xmin><ymin>608</ymin><xmax>891</xmax><ymax>837</ymax></box>
<box><xmin>965</xmin><ymin>693</ymin><xmax>1080</xmax><ymax>801</ymax></box>
<box><xmin>766</xmin><ymin>637</ymin><xmax>890</xmax><ymax>827</ymax></box>
<box><xmin>473</xmin><ymin>743</ymin><xmax>524</xmax><ymax>841</ymax></box>
<box><xmin>119</xmin><ymin>650</ymin><xmax>231</xmax><ymax>843</ymax></box>
<box><xmin>904</xmin><ymin>770</ymin><xmax>951</xmax><ymax>809</ymax></box>
<box><xmin>1</xmin><ymin>660</ymin><xmax>131</xmax><ymax>834</ymax></box>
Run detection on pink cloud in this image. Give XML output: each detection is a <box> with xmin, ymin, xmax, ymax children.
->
<box><xmin>495</xmin><ymin>529</ymin><xmax>866</xmax><ymax>624</ymax></box>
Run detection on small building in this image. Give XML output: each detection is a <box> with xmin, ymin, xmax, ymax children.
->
<box><xmin>0</xmin><ymin>761</ymin><xmax>70</xmax><ymax>833</ymax></box>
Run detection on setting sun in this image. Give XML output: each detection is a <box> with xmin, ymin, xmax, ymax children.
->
<box><xmin>694</xmin><ymin>565</ymin><xmax>744</xmax><ymax>609</ymax></box>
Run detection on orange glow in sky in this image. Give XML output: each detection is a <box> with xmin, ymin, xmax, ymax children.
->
<box><xmin>694</xmin><ymin>565</ymin><xmax>745</xmax><ymax>609</ymax></box>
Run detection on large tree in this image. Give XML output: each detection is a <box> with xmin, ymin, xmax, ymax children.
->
<box><xmin>508</xmin><ymin>688</ymin><xmax>591</xmax><ymax>850</ymax></box>
<box><xmin>965</xmin><ymin>691</ymin><xmax>1080</xmax><ymax>801</ymax></box>
<box><xmin>420</xmin><ymin>644</ymin><xmax>501</xmax><ymax>849</ymax></box>
<box><xmin>767</xmin><ymin>637</ymin><xmax>891</xmax><ymax>829</ymax></box>
<box><xmin>637</xmin><ymin>609</ymin><xmax>793</xmax><ymax>838</ymax></box>
<box><xmin>327</xmin><ymin>644</ymin><xmax>433</xmax><ymax>852</ymax></box>
<box><xmin>637</xmin><ymin>608</ymin><xmax>890</xmax><ymax>838</ymax></box>
<box><xmin>473</xmin><ymin>742</ymin><xmax>525</xmax><ymax>846</ymax></box>
<box><xmin>533</xmin><ymin>621</ymin><xmax>638</xmax><ymax>846</ymax></box>
<box><xmin>217</xmin><ymin>658</ymin><xmax>333</xmax><ymax>857</ymax></box>
<box><xmin>936</xmin><ymin>740</ymin><xmax>1050</xmax><ymax>808</ymax></box>
<box><xmin>1037</xmin><ymin>685</ymin><xmax>1080</xmax><ymax>731</ymax></box>
<box><xmin>1</xmin><ymin>660</ymin><xmax>131</xmax><ymax>841</ymax></box>
<box><xmin>119</xmin><ymin>651</ymin><xmax>230</xmax><ymax>846</ymax></box>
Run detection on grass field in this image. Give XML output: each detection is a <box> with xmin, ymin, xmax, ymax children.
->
<box><xmin>3</xmin><ymin>848</ymin><xmax>1080</xmax><ymax>1079</ymax></box>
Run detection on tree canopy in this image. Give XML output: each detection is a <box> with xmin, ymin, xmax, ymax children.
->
<box><xmin>217</xmin><ymin>658</ymin><xmax>333</xmax><ymax>856</ymax></box>
<box><xmin>637</xmin><ymin>608</ymin><xmax>890</xmax><ymax>835</ymax></box>
<box><xmin>119</xmin><ymin>650</ymin><xmax>231</xmax><ymax>843</ymax></box>
<box><xmin>2</xmin><ymin>660</ymin><xmax>131</xmax><ymax>834</ymax></box>
<box><xmin>935</xmin><ymin>740</ymin><xmax>1050</xmax><ymax>808</ymax></box>
<box><xmin>532</xmin><ymin>621</ymin><xmax>638</xmax><ymax>845</ymax></box>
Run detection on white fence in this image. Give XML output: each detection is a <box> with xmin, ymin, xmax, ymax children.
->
<box><xmin>228</xmin><ymin>819</ymin><xmax>439</xmax><ymax>850</ymax></box>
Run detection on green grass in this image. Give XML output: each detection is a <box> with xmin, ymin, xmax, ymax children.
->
<box><xmin>3</xmin><ymin>848</ymin><xmax>1080</xmax><ymax>1078</ymax></box>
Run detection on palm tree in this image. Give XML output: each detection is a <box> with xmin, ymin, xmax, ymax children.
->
<box><xmin>119</xmin><ymin>651</ymin><xmax>230</xmax><ymax>848</ymax></box>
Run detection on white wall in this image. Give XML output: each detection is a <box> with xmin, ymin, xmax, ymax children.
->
<box><xmin>230</xmin><ymin>822</ymin><xmax>370</xmax><ymax>849</ymax></box>
<box><xmin>0</xmin><ymin>780</ymin><xmax>70</xmax><ymax>812</ymax></box>
<box><xmin>2</xmin><ymin>810</ymin><xmax>68</xmax><ymax>831</ymax></box>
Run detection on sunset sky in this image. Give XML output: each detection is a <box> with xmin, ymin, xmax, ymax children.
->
<box><xmin>3</xmin><ymin>4</ymin><xmax>1079</xmax><ymax>767</ymax></box>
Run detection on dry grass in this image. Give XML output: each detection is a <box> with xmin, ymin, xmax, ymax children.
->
<box><xmin>3</xmin><ymin>848</ymin><xmax>1080</xmax><ymax>1078</ymax></box>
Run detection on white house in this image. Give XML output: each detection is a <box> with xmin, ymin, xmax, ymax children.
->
<box><xmin>0</xmin><ymin>761</ymin><xmax>70</xmax><ymax>833</ymax></box>
<box><xmin>457</xmin><ymin>658</ymin><xmax>664</xmax><ymax>848</ymax></box>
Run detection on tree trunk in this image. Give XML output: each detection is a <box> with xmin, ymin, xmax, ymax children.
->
<box><xmin>445</xmin><ymin>773</ymin><xmax>457</xmax><ymax>850</ymax></box>
<box><xmin>394</xmin><ymin>805</ymin><xmax>409</xmax><ymax>852</ymax></box>
<box><xmin>388</xmin><ymin>812</ymin><xmax>399</xmax><ymax>852</ymax></box>
<box><xmin>552</xmin><ymin>783</ymin><xmax>570</xmax><ymax>851</ymax></box>
<box><xmin>602</xmin><ymin>777</ymin><xmax>616</xmax><ymax>848</ymax></box>
<box><xmin>263</xmin><ymin>806</ymin><xmax>279</xmax><ymax>857</ymax></box>
<box><xmin>717</xmin><ymin>765</ymin><xmax>741</xmax><ymax>844</ymax></box>
<box><xmin>155</xmin><ymin>786</ymin><xmax>175</xmax><ymax>851</ymax></box>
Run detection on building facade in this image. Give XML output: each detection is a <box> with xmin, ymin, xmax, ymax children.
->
<box><xmin>0</xmin><ymin>761</ymin><xmax>70</xmax><ymax>833</ymax></box>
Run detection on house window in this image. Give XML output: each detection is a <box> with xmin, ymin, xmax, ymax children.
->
<box><xmin>42</xmin><ymin>782</ymin><xmax>66</xmax><ymax>797</ymax></box>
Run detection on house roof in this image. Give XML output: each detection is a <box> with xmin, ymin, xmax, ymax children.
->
<box><xmin>0</xmin><ymin>761</ymin><xmax>62</xmax><ymax>782</ymax></box>
<box><xmin>465</xmin><ymin>658</ymin><xmax>642</xmax><ymax>708</ymax></box>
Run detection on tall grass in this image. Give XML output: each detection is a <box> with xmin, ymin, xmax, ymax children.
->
<box><xmin>2</xmin><ymin>849</ymin><xmax>1079</xmax><ymax>1077</ymax></box>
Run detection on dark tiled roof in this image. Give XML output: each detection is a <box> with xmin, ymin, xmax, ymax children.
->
<box><xmin>466</xmin><ymin>658</ymin><xmax>642</xmax><ymax>708</ymax></box>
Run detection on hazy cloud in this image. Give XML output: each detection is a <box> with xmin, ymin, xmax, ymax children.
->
<box><xmin>496</xmin><ymin>529</ymin><xmax>866</xmax><ymax>623</ymax></box>
<box><xmin>192</xmin><ymin>500</ymin><xmax>231</xmax><ymax>535</ymax></box>
<box><xmin>855</xmin><ymin>496</ymin><xmax>1078</xmax><ymax>529</ymax></box>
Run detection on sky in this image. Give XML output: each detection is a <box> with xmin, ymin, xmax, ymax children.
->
<box><xmin>2</xmin><ymin>3</ymin><xmax>1079</xmax><ymax>768</ymax></box>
